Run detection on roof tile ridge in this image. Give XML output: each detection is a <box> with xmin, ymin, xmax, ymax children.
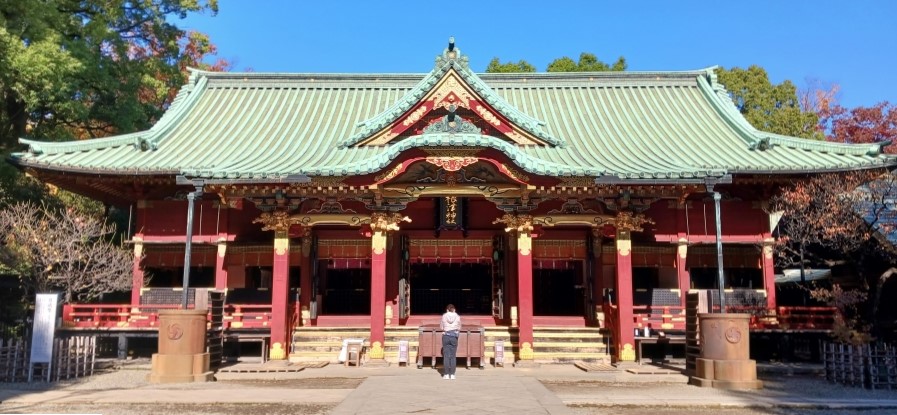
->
<box><xmin>455</xmin><ymin>66</ymin><xmax>562</xmax><ymax>147</ymax></box>
<box><xmin>478</xmin><ymin>68</ymin><xmax>710</xmax><ymax>80</ymax></box>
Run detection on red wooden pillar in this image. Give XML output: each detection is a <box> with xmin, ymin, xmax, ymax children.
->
<box><xmin>214</xmin><ymin>241</ymin><xmax>228</xmax><ymax>290</ymax></box>
<box><xmin>369</xmin><ymin>230</ymin><xmax>388</xmax><ymax>359</ymax></box>
<box><xmin>615</xmin><ymin>229</ymin><xmax>636</xmax><ymax>362</ymax></box>
<box><xmin>761</xmin><ymin>236</ymin><xmax>777</xmax><ymax>310</ymax></box>
<box><xmin>591</xmin><ymin>235</ymin><xmax>604</xmax><ymax>326</ymax></box>
<box><xmin>131</xmin><ymin>235</ymin><xmax>144</xmax><ymax>307</ymax></box>
<box><xmin>269</xmin><ymin>229</ymin><xmax>290</xmax><ymax>360</ymax></box>
<box><xmin>214</xmin><ymin>208</ymin><xmax>229</xmax><ymax>290</ymax></box>
<box><xmin>517</xmin><ymin>231</ymin><xmax>534</xmax><ymax>361</ymax></box>
<box><xmin>676</xmin><ymin>238</ymin><xmax>690</xmax><ymax>309</ymax></box>
<box><xmin>299</xmin><ymin>231</ymin><xmax>313</xmax><ymax>326</ymax></box>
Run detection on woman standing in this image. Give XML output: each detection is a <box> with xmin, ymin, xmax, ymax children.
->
<box><xmin>440</xmin><ymin>304</ymin><xmax>461</xmax><ymax>379</ymax></box>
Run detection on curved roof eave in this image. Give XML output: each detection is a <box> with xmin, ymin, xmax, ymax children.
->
<box><xmin>696</xmin><ymin>69</ymin><xmax>886</xmax><ymax>158</ymax></box>
<box><xmin>16</xmin><ymin>75</ymin><xmax>210</xmax><ymax>156</ymax></box>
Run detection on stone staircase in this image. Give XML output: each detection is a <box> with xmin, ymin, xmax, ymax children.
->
<box><xmin>289</xmin><ymin>325</ymin><xmax>610</xmax><ymax>364</ymax></box>
<box><xmin>532</xmin><ymin>326</ymin><xmax>610</xmax><ymax>363</ymax></box>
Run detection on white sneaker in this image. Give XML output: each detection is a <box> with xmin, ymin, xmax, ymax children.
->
<box><xmin>442</xmin><ymin>374</ymin><xmax>449</xmax><ymax>379</ymax></box>
<box><xmin>450</xmin><ymin>374</ymin><xmax>456</xmax><ymax>380</ymax></box>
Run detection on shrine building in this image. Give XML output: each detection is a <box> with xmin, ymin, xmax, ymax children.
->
<box><xmin>11</xmin><ymin>40</ymin><xmax>895</xmax><ymax>364</ymax></box>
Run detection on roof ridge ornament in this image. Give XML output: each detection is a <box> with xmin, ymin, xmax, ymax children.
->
<box><xmin>435</xmin><ymin>36</ymin><xmax>469</xmax><ymax>70</ymax></box>
<box><xmin>423</xmin><ymin>104</ymin><xmax>482</xmax><ymax>135</ymax></box>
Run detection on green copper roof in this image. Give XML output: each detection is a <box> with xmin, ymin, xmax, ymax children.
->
<box><xmin>13</xmin><ymin>52</ymin><xmax>895</xmax><ymax>181</ymax></box>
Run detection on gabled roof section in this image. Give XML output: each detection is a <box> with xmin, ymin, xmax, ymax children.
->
<box><xmin>343</xmin><ymin>38</ymin><xmax>561</xmax><ymax>148</ymax></box>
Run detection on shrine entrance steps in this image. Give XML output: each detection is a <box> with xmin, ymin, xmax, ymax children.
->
<box><xmin>532</xmin><ymin>326</ymin><xmax>610</xmax><ymax>364</ymax></box>
<box><xmin>288</xmin><ymin>326</ymin><xmax>610</xmax><ymax>364</ymax></box>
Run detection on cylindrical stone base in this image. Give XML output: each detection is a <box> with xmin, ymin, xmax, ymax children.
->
<box><xmin>148</xmin><ymin>309</ymin><xmax>213</xmax><ymax>383</ymax></box>
<box><xmin>689</xmin><ymin>313</ymin><xmax>762</xmax><ymax>390</ymax></box>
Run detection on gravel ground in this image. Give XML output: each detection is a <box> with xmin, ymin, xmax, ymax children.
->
<box><xmin>0</xmin><ymin>402</ymin><xmax>334</xmax><ymax>415</ymax></box>
<box><xmin>5</xmin><ymin>360</ymin><xmax>897</xmax><ymax>415</ymax></box>
<box><xmin>543</xmin><ymin>374</ymin><xmax>897</xmax><ymax>402</ymax></box>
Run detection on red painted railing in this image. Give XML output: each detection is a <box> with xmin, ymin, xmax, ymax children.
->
<box><xmin>62</xmin><ymin>303</ymin><xmax>273</xmax><ymax>330</ymax></box>
<box><xmin>61</xmin><ymin>303</ymin><xmax>836</xmax><ymax>332</ymax></box>
<box><xmin>630</xmin><ymin>305</ymin><xmax>838</xmax><ymax>332</ymax></box>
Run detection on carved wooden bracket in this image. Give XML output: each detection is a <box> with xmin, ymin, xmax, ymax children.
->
<box><xmin>492</xmin><ymin>213</ymin><xmax>534</xmax><ymax>235</ymax></box>
<box><xmin>370</xmin><ymin>212</ymin><xmax>412</xmax><ymax>233</ymax></box>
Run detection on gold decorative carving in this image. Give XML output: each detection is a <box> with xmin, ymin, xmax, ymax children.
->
<box><xmin>493</xmin><ymin>213</ymin><xmax>534</xmax><ymax>234</ymax></box>
<box><xmin>518</xmin><ymin>233</ymin><xmax>532</xmax><ymax>256</ymax></box>
<box><xmin>519</xmin><ymin>342</ymin><xmax>534</xmax><ymax>360</ymax></box>
<box><xmin>503</xmin><ymin>130</ymin><xmax>534</xmax><ymax>145</ymax></box>
<box><xmin>269</xmin><ymin>342</ymin><xmax>286</xmax><ymax>360</ymax></box>
<box><xmin>371</xmin><ymin>232</ymin><xmax>387</xmax><ymax>256</ymax></box>
<box><xmin>499</xmin><ymin>164</ymin><xmax>529</xmax><ymax>183</ymax></box>
<box><xmin>617</xmin><ymin>238</ymin><xmax>632</xmax><ymax>257</ymax></box>
<box><xmin>475</xmin><ymin>105</ymin><xmax>501</xmax><ymax>126</ymax></box>
<box><xmin>429</xmin><ymin>74</ymin><xmax>475</xmax><ymax>109</ymax></box>
<box><xmin>558</xmin><ymin>176</ymin><xmax>597</xmax><ymax>188</ymax></box>
<box><xmin>370</xmin><ymin>212</ymin><xmax>412</xmax><ymax>233</ymax></box>
<box><xmin>375</xmin><ymin>162</ymin><xmax>404</xmax><ymax>183</ymax></box>
<box><xmin>445</xmin><ymin>196</ymin><xmax>458</xmax><ymax>225</ymax></box>
<box><xmin>274</xmin><ymin>234</ymin><xmax>289</xmax><ymax>256</ymax></box>
<box><xmin>422</xmin><ymin>147</ymin><xmax>481</xmax><ymax>157</ymax></box>
<box><xmin>402</xmin><ymin>105</ymin><xmax>428</xmax><ymax>127</ymax></box>
<box><xmin>677</xmin><ymin>238</ymin><xmax>688</xmax><ymax>259</ymax></box>
<box><xmin>254</xmin><ymin>210</ymin><xmax>293</xmax><ymax>232</ymax></box>
<box><xmin>614</xmin><ymin>211</ymin><xmax>655</xmax><ymax>232</ymax></box>
<box><xmin>369</xmin><ymin>341</ymin><xmax>385</xmax><ymax>359</ymax></box>
<box><xmin>425</xmin><ymin>156</ymin><xmax>478</xmax><ymax>172</ymax></box>
<box><xmin>621</xmin><ymin>343</ymin><xmax>636</xmax><ymax>362</ymax></box>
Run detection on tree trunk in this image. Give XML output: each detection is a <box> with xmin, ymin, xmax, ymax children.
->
<box><xmin>3</xmin><ymin>88</ymin><xmax>27</xmax><ymax>150</ymax></box>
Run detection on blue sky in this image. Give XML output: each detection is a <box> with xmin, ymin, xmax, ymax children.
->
<box><xmin>181</xmin><ymin>0</ymin><xmax>896</xmax><ymax>109</ymax></box>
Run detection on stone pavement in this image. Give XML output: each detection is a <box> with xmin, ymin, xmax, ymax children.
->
<box><xmin>3</xmin><ymin>362</ymin><xmax>897</xmax><ymax>414</ymax></box>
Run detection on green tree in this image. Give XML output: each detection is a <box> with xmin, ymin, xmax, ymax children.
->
<box><xmin>485</xmin><ymin>57</ymin><xmax>536</xmax><ymax>73</ymax></box>
<box><xmin>0</xmin><ymin>0</ymin><xmax>224</xmax><ymax>149</ymax></box>
<box><xmin>715</xmin><ymin>66</ymin><xmax>821</xmax><ymax>139</ymax></box>
<box><xmin>546</xmin><ymin>53</ymin><xmax>626</xmax><ymax>72</ymax></box>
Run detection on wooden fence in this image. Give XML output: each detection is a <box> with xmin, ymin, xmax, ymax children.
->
<box><xmin>824</xmin><ymin>342</ymin><xmax>897</xmax><ymax>390</ymax></box>
<box><xmin>0</xmin><ymin>338</ymin><xmax>28</xmax><ymax>382</ymax></box>
<box><xmin>2</xmin><ymin>336</ymin><xmax>97</xmax><ymax>383</ymax></box>
<box><xmin>49</xmin><ymin>336</ymin><xmax>96</xmax><ymax>381</ymax></box>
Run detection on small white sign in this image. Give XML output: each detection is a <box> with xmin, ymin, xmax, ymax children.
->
<box><xmin>398</xmin><ymin>340</ymin><xmax>409</xmax><ymax>363</ymax></box>
<box><xmin>30</xmin><ymin>293</ymin><xmax>59</xmax><ymax>364</ymax></box>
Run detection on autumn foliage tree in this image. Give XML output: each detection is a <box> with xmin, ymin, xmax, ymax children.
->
<box><xmin>0</xmin><ymin>0</ymin><xmax>228</xmax><ymax>148</ymax></box>
<box><xmin>770</xmin><ymin>170</ymin><xmax>897</xmax><ymax>343</ymax></box>
<box><xmin>0</xmin><ymin>202</ymin><xmax>133</xmax><ymax>303</ymax></box>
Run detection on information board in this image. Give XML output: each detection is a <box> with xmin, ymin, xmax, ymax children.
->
<box><xmin>30</xmin><ymin>293</ymin><xmax>59</xmax><ymax>364</ymax></box>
